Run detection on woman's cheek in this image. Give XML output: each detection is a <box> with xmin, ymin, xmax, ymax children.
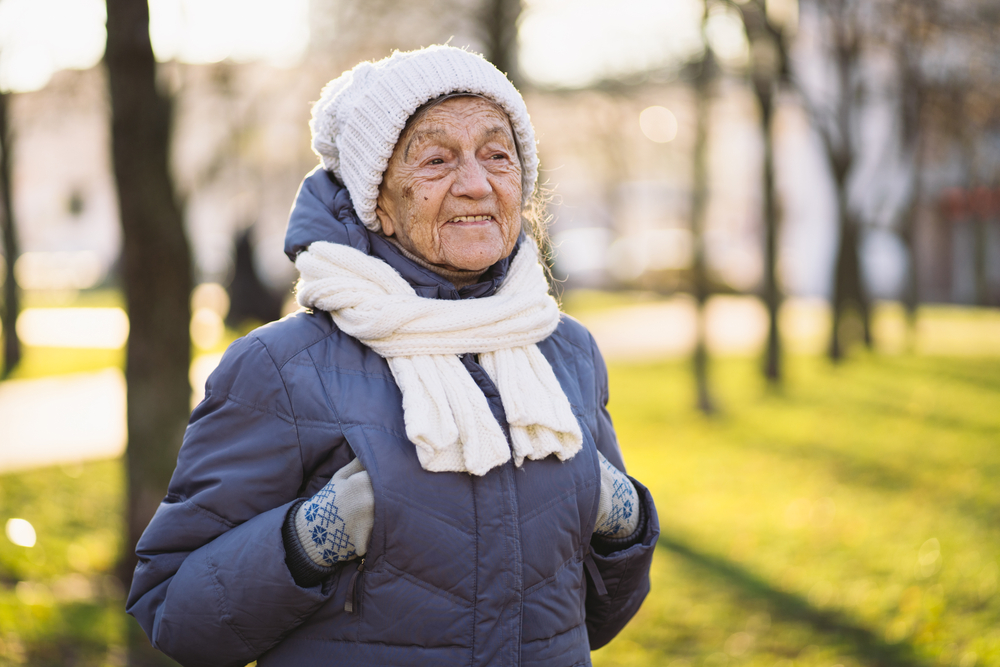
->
<box><xmin>500</xmin><ymin>178</ymin><xmax>523</xmax><ymax>238</ymax></box>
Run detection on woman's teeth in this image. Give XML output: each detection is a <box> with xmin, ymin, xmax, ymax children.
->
<box><xmin>450</xmin><ymin>215</ymin><xmax>493</xmax><ymax>222</ymax></box>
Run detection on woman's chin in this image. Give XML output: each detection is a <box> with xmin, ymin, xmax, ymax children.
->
<box><xmin>439</xmin><ymin>247</ymin><xmax>503</xmax><ymax>272</ymax></box>
<box><xmin>437</xmin><ymin>231</ymin><xmax>511</xmax><ymax>272</ymax></box>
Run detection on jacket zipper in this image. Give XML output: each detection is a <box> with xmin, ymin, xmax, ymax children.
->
<box><xmin>345</xmin><ymin>558</ymin><xmax>365</xmax><ymax>614</ymax></box>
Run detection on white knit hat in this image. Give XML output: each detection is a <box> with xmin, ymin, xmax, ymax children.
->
<box><xmin>310</xmin><ymin>45</ymin><xmax>538</xmax><ymax>232</ymax></box>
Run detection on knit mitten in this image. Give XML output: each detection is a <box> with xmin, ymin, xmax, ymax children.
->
<box><xmin>594</xmin><ymin>451</ymin><xmax>640</xmax><ymax>539</ymax></box>
<box><xmin>295</xmin><ymin>457</ymin><xmax>374</xmax><ymax>567</ymax></box>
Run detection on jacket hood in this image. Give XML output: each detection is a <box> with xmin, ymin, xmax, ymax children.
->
<box><xmin>284</xmin><ymin>167</ymin><xmax>517</xmax><ymax>300</ymax></box>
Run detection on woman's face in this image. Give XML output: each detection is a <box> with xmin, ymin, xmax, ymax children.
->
<box><xmin>375</xmin><ymin>96</ymin><xmax>523</xmax><ymax>273</ymax></box>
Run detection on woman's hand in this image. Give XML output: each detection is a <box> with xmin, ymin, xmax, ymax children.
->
<box><xmin>594</xmin><ymin>451</ymin><xmax>640</xmax><ymax>539</ymax></box>
<box><xmin>294</xmin><ymin>457</ymin><xmax>374</xmax><ymax>567</ymax></box>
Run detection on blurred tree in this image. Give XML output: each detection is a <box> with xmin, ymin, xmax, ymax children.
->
<box><xmin>729</xmin><ymin>0</ymin><xmax>793</xmax><ymax>384</ymax></box>
<box><xmin>226</xmin><ymin>227</ymin><xmax>284</xmax><ymax>329</ymax></box>
<box><xmin>798</xmin><ymin>0</ymin><xmax>871</xmax><ymax>362</ymax></box>
<box><xmin>0</xmin><ymin>88</ymin><xmax>21</xmax><ymax>378</ymax></box>
<box><xmin>951</xmin><ymin>86</ymin><xmax>1000</xmax><ymax>308</ymax></box>
<box><xmin>104</xmin><ymin>0</ymin><xmax>190</xmax><ymax>662</ymax></box>
<box><xmin>882</xmin><ymin>0</ymin><xmax>1000</xmax><ymax>315</ymax></box>
<box><xmin>889</xmin><ymin>0</ymin><xmax>932</xmax><ymax>345</ymax></box>
<box><xmin>315</xmin><ymin>0</ymin><xmax>475</xmax><ymax>66</ymax></box>
<box><xmin>691</xmin><ymin>7</ymin><xmax>718</xmax><ymax>415</ymax></box>
<box><xmin>478</xmin><ymin>0</ymin><xmax>523</xmax><ymax>86</ymax></box>
<box><xmin>969</xmin><ymin>186</ymin><xmax>992</xmax><ymax>306</ymax></box>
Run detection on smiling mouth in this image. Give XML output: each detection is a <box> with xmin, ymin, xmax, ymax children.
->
<box><xmin>448</xmin><ymin>215</ymin><xmax>494</xmax><ymax>223</ymax></box>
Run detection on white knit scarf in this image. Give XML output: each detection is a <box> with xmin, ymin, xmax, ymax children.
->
<box><xmin>295</xmin><ymin>239</ymin><xmax>583</xmax><ymax>476</ymax></box>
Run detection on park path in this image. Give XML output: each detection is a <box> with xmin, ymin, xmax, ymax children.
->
<box><xmin>0</xmin><ymin>296</ymin><xmax>826</xmax><ymax>473</ymax></box>
<box><xmin>0</xmin><ymin>368</ymin><xmax>126</xmax><ymax>472</ymax></box>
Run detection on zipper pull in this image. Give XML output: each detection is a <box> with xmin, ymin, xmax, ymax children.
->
<box><xmin>583</xmin><ymin>549</ymin><xmax>608</xmax><ymax>597</ymax></box>
<box><xmin>345</xmin><ymin>558</ymin><xmax>365</xmax><ymax>614</ymax></box>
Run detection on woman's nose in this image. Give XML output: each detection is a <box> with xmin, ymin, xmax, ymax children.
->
<box><xmin>450</xmin><ymin>158</ymin><xmax>492</xmax><ymax>199</ymax></box>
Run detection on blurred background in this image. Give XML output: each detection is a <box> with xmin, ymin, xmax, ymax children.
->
<box><xmin>0</xmin><ymin>0</ymin><xmax>999</xmax><ymax>664</ymax></box>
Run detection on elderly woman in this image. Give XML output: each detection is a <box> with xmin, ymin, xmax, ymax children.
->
<box><xmin>127</xmin><ymin>45</ymin><xmax>659</xmax><ymax>667</ymax></box>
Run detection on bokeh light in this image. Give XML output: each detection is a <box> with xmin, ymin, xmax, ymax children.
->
<box><xmin>14</xmin><ymin>252</ymin><xmax>104</xmax><ymax>291</ymax></box>
<box><xmin>639</xmin><ymin>106</ymin><xmax>678</xmax><ymax>143</ymax></box>
<box><xmin>148</xmin><ymin>0</ymin><xmax>309</xmax><ymax>66</ymax></box>
<box><xmin>0</xmin><ymin>0</ymin><xmax>308</xmax><ymax>92</ymax></box>
<box><xmin>190</xmin><ymin>308</ymin><xmax>225</xmax><ymax>350</ymax></box>
<box><xmin>0</xmin><ymin>0</ymin><xmax>105</xmax><ymax>92</ymax></box>
<box><xmin>16</xmin><ymin>308</ymin><xmax>129</xmax><ymax>349</ymax></box>
<box><xmin>191</xmin><ymin>282</ymin><xmax>231</xmax><ymax>319</ymax></box>
<box><xmin>520</xmin><ymin>0</ymin><xmax>703</xmax><ymax>87</ymax></box>
<box><xmin>5</xmin><ymin>518</ymin><xmax>37</xmax><ymax>548</ymax></box>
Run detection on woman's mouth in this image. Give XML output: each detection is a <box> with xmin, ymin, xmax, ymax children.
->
<box><xmin>448</xmin><ymin>215</ymin><xmax>494</xmax><ymax>224</ymax></box>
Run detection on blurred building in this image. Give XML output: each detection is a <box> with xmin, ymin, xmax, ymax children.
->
<box><xmin>5</xmin><ymin>0</ymin><xmax>999</xmax><ymax>306</ymax></box>
<box><xmin>9</xmin><ymin>62</ymin><xmax>317</xmax><ymax>297</ymax></box>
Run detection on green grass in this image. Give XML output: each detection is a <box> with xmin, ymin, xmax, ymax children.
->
<box><xmin>2</xmin><ymin>350</ymin><xmax>999</xmax><ymax>665</ymax></box>
<box><xmin>594</xmin><ymin>353</ymin><xmax>1000</xmax><ymax>667</ymax></box>
<box><xmin>0</xmin><ymin>461</ymin><xmax>126</xmax><ymax>665</ymax></box>
<box><xmin>560</xmin><ymin>288</ymin><xmax>667</xmax><ymax>315</ymax></box>
<box><xmin>7</xmin><ymin>347</ymin><xmax>126</xmax><ymax>381</ymax></box>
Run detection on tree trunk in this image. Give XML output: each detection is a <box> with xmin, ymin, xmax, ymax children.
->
<box><xmin>105</xmin><ymin>0</ymin><xmax>191</xmax><ymax>661</ymax></box>
<box><xmin>755</xmin><ymin>77</ymin><xmax>782</xmax><ymax>384</ymax></box>
<box><xmin>829</xmin><ymin>193</ymin><xmax>869</xmax><ymax>361</ymax></box>
<box><xmin>895</xmin><ymin>26</ymin><xmax>926</xmax><ymax>348</ymax></box>
<box><xmin>897</xmin><ymin>129</ymin><xmax>925</xmax><ymax>351</ymax></box>
<box><xmin>0</xmin><ymin>90</ymin><xmax>22</xmax><ymax>379</ymax></box>
<box><xmin>735</xmin><ymin>0</ymin><xmax>788</xmax><ymax>383</ymax></box>
<box><xmin>898</xmin><ymin>197</ymin><xmax>920</xmax><ymax>350</ymax></box>
<box><xmin>479</xmin><ymin>0</ymin><xmax>522</xmax><ymax>86</ymax></box>
<box><xmin>972</xmin><ymin>211</ymin><xmax>989</xmax><ymax>306</ymax></box>
<box><xmin>691</xmin><ymin>46</ymin><xmax>716</xmax><ymax>415</ymax></box>
<box><xmin>823</xmin><ymin>15</ymin><xmax>870</xmax><ymax>362</ymax></box>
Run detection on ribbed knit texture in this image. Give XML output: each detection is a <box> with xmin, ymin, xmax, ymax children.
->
<box><xmin>295</xmin><ymin>239</ymin><xmax>582</xmax><ymax>476</ymax></box>
<box><xmin>282</xmin><ymin>500</ymin><xmax>334</xmax><ymax>587</ymax></box>
<box><xmin>310</xmin><ymin>45</ymin><xmax>538</xmax><ymax>232</ymax></box>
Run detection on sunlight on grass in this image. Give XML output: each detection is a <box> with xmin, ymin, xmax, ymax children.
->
<box><xmin>0</xmin><ymin>460</ymin><xmax>127</xmax><ymax>665</ymax></box>
<box><xmin>560</xmin><ymin>289</ymin><xmax>667</xmax><ymax>314</ymax></box>
<box><xmin>9</xmin><ymin>346</ymin><xmax>126</xmax><ymax>381</ymax></box>
<box><xmin>595</xmin><ymin>354</ymin><xmax>1000</xmax><ymax>667</ymax></box>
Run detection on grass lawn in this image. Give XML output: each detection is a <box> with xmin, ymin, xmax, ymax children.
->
<box><xmin>1</xmin><ymin>347</ymin><xmax>999</xmax><ymax>664</ymax></box>
<box><xmin>0</xmin><ymin>460</ymin><xmax>126</xmax><ymax>665</ymax></box>
<box><xmin>594</xmin><ymin>353</ymin><xmax>1000</xmax><ymax>667</ymax></box>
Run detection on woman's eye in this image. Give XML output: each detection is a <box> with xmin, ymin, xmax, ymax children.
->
<box><xmin>428</xmin><ymin>158</ymin><xmax>445</xmax><ymax>165</ymax></box>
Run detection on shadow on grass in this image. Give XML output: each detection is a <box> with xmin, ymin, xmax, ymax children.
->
<box><xmin>884</xmin><ymin>356</ymin><xmax>1000</xmax><ymax>395</ymax></box>
<box><xmin>839</xmin><ymin>379</ymin><xmax>1000</xmax><ymax>440</ymax></box>
<box><xmin>657</xmin><ymin>534</ymin><xmax>929</xmax><ymax>667</ymax></box>
<box><xmin>735</xmin><ymin>435</ymin><xmax>1000</xmax><ymax>531</ymax></box>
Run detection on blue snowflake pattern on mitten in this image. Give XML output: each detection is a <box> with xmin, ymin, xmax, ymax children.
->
<box><xmin>595</xmin><ymin>455</ymin><xmax>637</xmax><ymax>538</ymax></box>
<box><xmin>301</xmin><ymin>485</ymin><xmax>356</xmax><ymax>565</ymax></box>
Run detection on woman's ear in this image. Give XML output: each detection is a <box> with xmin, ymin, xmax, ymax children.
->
<box><xmin>376</xmin><ymin>204</ymin><xmax>396</xmax><ymax>236</ymax></box>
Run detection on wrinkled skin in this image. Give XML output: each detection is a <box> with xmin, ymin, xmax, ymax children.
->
<box><xmin>375</xmin><ymin>96</ymin><xmax>523</xmax><ymax>273</ymax></box>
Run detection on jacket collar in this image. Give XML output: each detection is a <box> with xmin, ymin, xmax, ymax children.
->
<box><xmin>284</xmin><ymin>167</ymin><xmax>517</xmax><ymax>301</ymax></box>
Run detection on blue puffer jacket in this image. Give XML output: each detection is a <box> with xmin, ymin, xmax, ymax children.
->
<box><xmin>126</xmin><ymin>168</ymin><xmax>659</xmax><ymax>667</ymax></box>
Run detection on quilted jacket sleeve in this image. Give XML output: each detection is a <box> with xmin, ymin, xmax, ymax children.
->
<box><xmin>125</xmin><ymin>335</ymin><xmax>339</xmax><ymax>667</ymax></box>
<box><xmin>584</xmin><ymin>332</ymin><xmax>661</xmax><ymax>650</ymax></box>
